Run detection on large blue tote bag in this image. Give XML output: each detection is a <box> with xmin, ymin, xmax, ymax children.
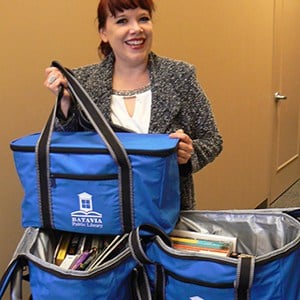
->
<box><xmin>0</xmin><ymin>227</ymin><xmax>151</xmax><ymax>300</ymax></box>
<box><xmin>10</xmin><ymin>61</ymin><xmax>180</xmax><ymax>235</ymax></box>
<box><xmin>129</xmin><ymin>209</ymin><xmax>300</xmax><ymax>300</ymax></box>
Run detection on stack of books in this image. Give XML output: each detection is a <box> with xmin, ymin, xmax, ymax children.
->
<box><xmin>53</xmin><ymin>232</ymin><xmax>128</xmax><ymax>271</ymax></box>
<box><xmin>170</xmin><ymin>229</ymin><xmax>237</xmax><ymax>257</ymax></box>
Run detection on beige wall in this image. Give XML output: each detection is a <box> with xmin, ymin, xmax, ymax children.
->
<box><xmin>0</xmin><ymin>1</ymin><xmax>298</xmax><ymax>296</ymax></box>
<box><xmin>153</xmin><ymin>0</ymin><xmax>275</xmax><ymax>209</ymax></box>
<box><xmin>0</xmin><ymin>1</ymin><xmax>99</xmax><ymax>297</ymax></box>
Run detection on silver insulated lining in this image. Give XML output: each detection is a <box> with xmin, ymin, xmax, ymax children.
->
<box><xmin>177</xmin><ymin>210</ymin><xmax>300</xmax><ymax>260</ymax></box>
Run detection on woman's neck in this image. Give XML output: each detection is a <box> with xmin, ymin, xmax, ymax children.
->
<box><xmin>112</xmin><ymin>60</ymin><xmax>150</xmax><ymax>91</ymax></box>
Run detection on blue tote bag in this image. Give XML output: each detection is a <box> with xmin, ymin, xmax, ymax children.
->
<box><xmin>10</xmin><ymin>61</ymin><xmax>180</xmax><ymax>235</ymax></box>
<box><xmin>129</xmin><ymin>209</ymin><xmax>300</xmax><ymax>300</ymax></box>
<box><xmin>0</xmin><ymin>227</ymin><xmax>152</xmax><ymax>300</ymax></box>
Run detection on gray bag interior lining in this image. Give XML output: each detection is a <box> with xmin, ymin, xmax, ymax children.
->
<box><xmin>14</xmin><ymin>228</ymin><xmax>132</xmax><ymax>276</ymax></box>
<box><xmin>15</xmin><ymin>210</ymin><xmax>300</xmax><ymax>265</ymax></box>
<box><xmin>177</xmin><ymin>210</ymin><xmax>300</xmax><ymax>258</ymax></box>
<box><xmin>30</xmin><ymin>229</ymin><xmax>58</xmax><ymax>263</ymax></box>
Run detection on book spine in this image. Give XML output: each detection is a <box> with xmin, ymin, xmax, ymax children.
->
<box><xmin>55</xmin><ymin>233</ymin><xmax>72</xmax><ymax>266</ymax></box>
<box><xmin>171</xmin><ymin>237</ymin><xmax>231</xmax><ymax>250</ymax></box>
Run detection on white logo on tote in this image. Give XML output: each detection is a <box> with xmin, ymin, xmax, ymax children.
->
<box><xmin>190</xmin><ymin>297</ymin><xmax>205</xmax><ymax>300</ymax></box>
<box><xmin>71</xmin><ymin>192</ymin><xmax>103</xmax><ymax>228</ymax></box>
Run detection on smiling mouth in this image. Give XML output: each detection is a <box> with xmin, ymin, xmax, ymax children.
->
<box><xmin>125</xmin><ymin>39</ymin><xmax>145</xmax><ymax>46</ymax></box>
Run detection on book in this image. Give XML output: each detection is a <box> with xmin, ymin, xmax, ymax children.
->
<box><xmin>99</xmin><ymin>234</ymin><xmax>129</xmax><ymax>264</ymax></box>
<box><xmin>87</xmin><ymin>234</ymin><xmax>128</xmax><ymax>271</ymax></box>
<box><xmin>67</xmin><ymin>234</ymin><xmax>81</xmax><ymax>255</ymax></box>
<box><xmin>90</xmin><ymin>235</ymin><xmax>103</xmax><ymax>254</ymax></box>
<box><xmin>170</xmin><ymin>236</ymin><xmax>231</xmax><ymax>249</ymax></box>
<box><xmin>54</xmin><ymin>232</ymin><xmax>129</xmax><ymax>270</ymax></box>
<box><xmin>171</xmin><ymin>229</ymin><xmax>237</xmax><ymax>252</ymax></box>
<box><xmin>76</xmin><ymin>235</ymin><xmax>87</xmax><ymax>255</ymax></box>
<box><xmin>60</xmin><ymin>254</ymin><xmax>79</xmax><ymax>269</ymax></box>
<box><xmin>77</xmin><ymin>250</ymin><xmax>98</xmax><ymax>270</ymax></box>
<box><xmin>54</xmin><ymin>232</ymin><xmax>73</xmax><ymax>266</ymax></box>
<box><xmin>171</xmin><ymin>238</ymin><xmax>231</xmax><ymax>256</ymax></box>
<box><xmin>170</xmin><ymin>230</ymin><xmax>236</xmax><ymax>257</ymax></box>
<box><xmin>71</xmin><ymin>249</ymin><xmax>96</xmax><ymax>270</ymax></box>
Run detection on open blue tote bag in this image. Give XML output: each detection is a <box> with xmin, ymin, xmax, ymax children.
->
<box><xmin>0</xmin><ymin>227</ymin><xmax>148</xmax><ymax>300</ymax></box>
<box><xmin>10</xmin><ymin>61</ymin><xmax>180</xmax><ymax>235</ymax></box>
<box><xmin>129</xmin><ymin>209</ymin><xmax>300</xmax><ymax>300</ymax></box>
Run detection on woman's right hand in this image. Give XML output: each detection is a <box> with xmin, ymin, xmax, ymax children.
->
<box><xmin>44</xmin><ymin>67</ymin><xmax>71</xmax><ymax>118</ymax></box>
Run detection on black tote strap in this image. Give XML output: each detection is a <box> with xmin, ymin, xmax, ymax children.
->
<box><xmin>132</xmin><ymin>265</ymin><xmax>153</xmax><ymax>300</ymax></box>
<box><xmin>35</xmin><ymin>87</ymin><xmax>61</xmax><ymax>229</ymax></box>
<box><xmin>235</xmin><ymin>255</ymin><xmax>255</xmax><ymax>300</ymax></box>
<box><xmin>129</xmin><ymin>225</ymin><xmax>170</xmax><ymax>300</ymax></box>
<box><xmin>0</xmin><ymin>258</ymin><xmax>27</xmax><ymax>300</ymax></box>
<box><xmin>36</xmin><ymin>61</ymin><xmax>134</xmax><ymax>232</ymax></box>
<box><xmin>0</xmin><ymin>260</ymin><xmax>17</xmax><ymax>299</ymax></box>
<box><xmin>132</xmin><ymin>264</ymin><xmax>166</xmax><ymax>300</ymax></box>
<box><xmin>129</xmin><ymin>224</ymin><xmax>172</xmax><ymax>265</ymax></box>
<box><xmin>153</xmin><ymin>264</ymin><xmax>166</xmax><ymax>300</ymax></box>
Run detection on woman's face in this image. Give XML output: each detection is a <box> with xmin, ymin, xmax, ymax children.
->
<box><xmin>100</xmin><ymin>7</ymin><xmax>153</xmax><ymax>66</ymax></box>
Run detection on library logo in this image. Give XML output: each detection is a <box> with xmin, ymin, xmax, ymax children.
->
<box><xmin>71</xmin><ymin>192</ymin><xmax>103</xmax><ymax>229</ymax></box>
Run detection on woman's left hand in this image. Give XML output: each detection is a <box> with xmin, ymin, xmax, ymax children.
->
<box><xmin>169</xmin><ymin>129</ymin><xmax>194</xmax><ymax>164</ymax></box>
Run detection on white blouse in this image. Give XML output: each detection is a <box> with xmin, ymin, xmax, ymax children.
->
<box><xmin>111</xmin><ymin>86</ymin><xmax>152</xmax><ymax>134</ymax></box>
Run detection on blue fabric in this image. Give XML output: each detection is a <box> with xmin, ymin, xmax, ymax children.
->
<box><xmin>11</xmin><ymin>131</ymin><xmax>180</xmax><ymax>234</ymax></box>
<box><xmin>250</xmin><ymin>249</ymin><xmax>300</xmax><ymax>299</ymax></box>
<box><xmin>144</xmin><ymin>237</ymin><xmax>300</xmax><ymax>300</ymax></box>
<box><xmin>0</xmin><ymin>228</ymin><xmax>140</xmax><ymax>300</ymax></box>
<box><xmin>146</xmin><ymin>242</ymin><xmax>237</xmax><ymax>300</ymax></box>
<box><xmin>28</xmin><ymin>258</ymin><xmax>137</xmax><ymax>300</ymax></box>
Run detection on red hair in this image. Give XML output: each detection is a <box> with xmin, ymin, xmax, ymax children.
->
<box><xmin>97</xmin><ymin>0</ymin><xmax>155</xmax><ymax>57</ymax></box>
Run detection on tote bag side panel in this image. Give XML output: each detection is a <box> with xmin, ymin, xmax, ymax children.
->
<box><xmin>13</xmin><ymin>151</ymin><xmax>42</xmax><ymax>228</ymax></box>
<box><xmin>162</xmin><ymin>272</ymin><xmax>236</xmax><ymax>300</ymax></box>
<box><xmin>145</xmin><ymin>242</ymin><xmax>239</xmax><ymax>299</ymax></box>
<box><xmin>147</xmin><ymin>242</ymin><xmax>237</xmax><ymax>283</ymax></box>
<box><xmin>250</xmin><ymin>247</ymin><xmax>300</xmax><ymax>300</ymax></box>
<box><xmin>28</xmin><ymin>258</ymin><xmax>137</xmax><ymax>300</ymax></box>
<box><xmin>131</xmin><ymin>153</ymin><xmax>180</xmax><ymax>233</ymax></box>
<box><xmin>279</xmin><ymin>247</ymin><xmax>300</xmax><ymax>298</ymax></box>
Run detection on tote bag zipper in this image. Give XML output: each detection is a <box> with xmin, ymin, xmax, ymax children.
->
<box><xmin>50</xmin><ymin>173</ymin><xmax>118</xmax><ymax>188</ymax></box>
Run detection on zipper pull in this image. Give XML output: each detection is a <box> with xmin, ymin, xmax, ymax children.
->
<box><xmin>50</xmin><ymin>176</ymin><xmax>56</xmax><ymax>188</ymax></box>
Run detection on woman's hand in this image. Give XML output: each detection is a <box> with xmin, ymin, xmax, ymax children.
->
<box><xmin>169</xmin><ymin>129</ymin><xmax>194</xmax><ymax>164</ymax></box>
<box><xmin>44</xmin><ymin>67</ymin><xmax>71</xmax><ymax>118</ymax></box>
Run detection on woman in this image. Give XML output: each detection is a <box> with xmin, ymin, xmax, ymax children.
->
<box><xmin>44</xmin><ymin>0</ymin><xmax>223</xmax><ymax>210</ymax></box>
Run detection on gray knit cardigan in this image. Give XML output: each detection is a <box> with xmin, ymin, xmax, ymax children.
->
<box><xmin>56</xmin><ymin>52</ymin><xmax>223</xmax><ymax>209</ymax></box>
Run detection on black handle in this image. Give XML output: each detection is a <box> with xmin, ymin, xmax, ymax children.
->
<box><xmin>129</xmin><ymin>224</ymin><xmax>172</xmax><ymax>265</ymax></box>
<box><xmin>129</xmin><ymin>224</ymin><xmax>170</xmax><ymax>300</ymax></box>
<box><xmin>0</xmin><ymin>259</ymin><xmax>25</xmax><ymax>300</ymax></box>
<box><xmin>235</xmin><ymin>255</ymin><xmax>254</xmax><ymax>300</ymax></box>
<box><xmin>129</xmin><ymin>224</ymin><xmax>171</xmax><ymax>300</ymax></box>
<box><xmin>36</xmin><ymin>61</ymin><xmax>134</xmax><ymax>232</ymax></box>
<box><xmin>131</xmin><ymin>265</ymin><xmax>153</xmax><ymax>300</ymax></box>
